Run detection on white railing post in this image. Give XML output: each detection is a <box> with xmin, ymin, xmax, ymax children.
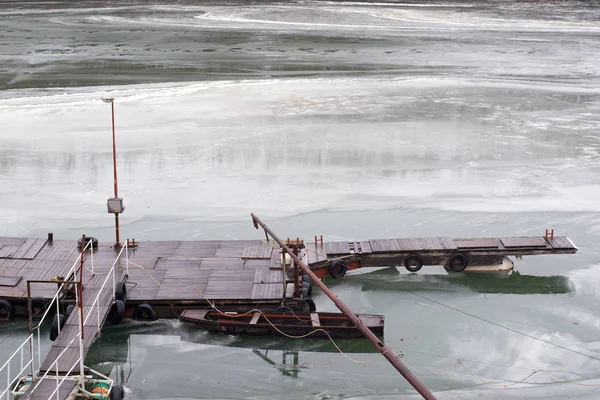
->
<box><xmin>36</xmin><ymin>328</ymin><xmax>41</xmax><ymax>373</ymax></box>
<box><xmin>7</xmin><ymin>363</ymin><xmax>10</xmax><ymax>400</ymax></box>
<box><xmin>90</xmin><ymin>239</ymin><xmax>94</xmax><ymax>275</ymax></box>
<box><xmin>125</xmin><ymin>240</ymin><xmax>129</xmax><ymax>276</ymax></box>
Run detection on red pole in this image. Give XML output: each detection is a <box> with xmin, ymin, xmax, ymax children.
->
<box><xmin>110</xmin><ymin>100</ymin><xmax>120</xmax><ymax>248</ymax></box>
<box><xmin>250</xmin><ymin>214</ymin><xmax>436</xmax><ymax>400</ymax></box>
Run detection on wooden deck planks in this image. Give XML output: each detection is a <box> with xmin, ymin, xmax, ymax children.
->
<box><xmin>358</xmin><ymin>241</ymin><xmax>373</xmax><ymax>254</ymax></box>
<box><xmin>547</xmin><ymin>236</ymin><xmax>576</xmax><ymax>250</ymax></box>
<box><xmin>241</xmin><ymin>245</ymin><xmax>274</xmax><ymax>260</ymax></box>
<box><xmin>0</xmin><ymin>275</ymin><xmax>22</xmax><ymax>287</ymax></box>
<box><xmin>22</xmin><ymin>377</ymin><xmax>77</xmax><ymax>400</ymax></box>
<box><xmin>454</xmin><ymin>238</ymin><xmax>499</xmax><ymax>249</ymax></box>
<box><xmin>0</xmin><ymin>245</ymin><xmax>19</xmax><ymax>258</ymax></box>
<box><xmin>325</xmin><ymin>242</ymin><xmax>351</xmax><ymax>255</ymax></box>
<box><xmin>253</xmin><ymin>269</ymin><xmax>282</xmax><ymax>284</ymax></box>
<box><xmin>369</xmin><ymin>239</ymin><xmax>400</xmax><ymax>252</ymax></box>
<box><xmin>251</xmin><ymin>283</ymin><xmax>284</xmax><ymax>300</ymax></box>
<box><xmin>500</xmin><ymin>237</ymin><xmax>547</xmax><ymax>248</ymax></box>
<box><xmin>205</xmin><ymin>269</ymin><xmax>255</xmax><ymax>299</ymax></box>
<box><xmin>305</xmin><ymin>243</ymin><xmax>328</xmax><ymax>264</ymax></box>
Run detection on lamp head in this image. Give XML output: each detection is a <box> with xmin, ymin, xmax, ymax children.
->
<box><xmin>101</xmin><ymin>97</ymin><xmax>115</xmax><ymax>103</ymax></box>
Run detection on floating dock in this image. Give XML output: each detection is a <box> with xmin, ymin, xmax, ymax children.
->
<box><xmin>0</xmin><ymin>229</ymin><xmax>578</xmax><ymax>400</ymax></box>
<box><xmin>306</xmin><ymin>235</ymin><xmax>577</xmax><ymax>277</ymax></box>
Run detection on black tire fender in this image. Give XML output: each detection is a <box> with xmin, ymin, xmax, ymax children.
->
<box><xmin>77</xmin><ymin>236</ymin><xmax>99</xmax><ymax>250</ymax></box>
<box><xmin>302</xmin><ymin>298</ymin><xmax>316</xmax><ymax>312</ymax></box>
<box><xmin>64</xmin><ymin>304</ymin><xmax>75</xmax><ymax>320</ymax></box>
<box><xmin>109</xmin><ymin>384</ymin><xmax>125</xmax><ymax>400</ymax></box>
<box><xmin>302</xmin><ymin>281</ymin><xmax>312</xmax><ymax>297</ymax></box>
<box><xmin>0</xmin><ymin>299</ymin><xmax>14</xmax><ymax>321</ymax></box>
<box><xmin>448</xmin><ymin>253</ymin><xmax>469</xmax><ymax>272</ymax></box>
<box><xmin>404</xmin><ymin>253</ymin><xmax>424</xmax><ymax>273</ymax></box>
<box><xmin>328</xmin><ymin>260</ymin><xmax>347</xmax><ymax>279</ymax></box>
<box><xmin>31</xmin><ymin>297</ymin><xmax>49</xmax><ymax>319</ymax></box>
<box><xmin>115</xmin><ymin>282</ymin><xmax>127</xmax><ymax>303</ymax></box>
<box><xmin>50</xmin><ymin>314</ymin><xmax>66</xmax><ymax>341</ymax></box>
<box><xmin>108</xmin><ymin>299</ymin><xmax>126</xmax><ymax>324</ymax></box>
<box><xmin>132</xmin><ymin>303</ymin><xmax>157</xmax><ymax>321</ymax></box>
<box><xmin>276</xmin><ymin>306</ymin><xmax>293</xmax><ymax>314</ymax></box>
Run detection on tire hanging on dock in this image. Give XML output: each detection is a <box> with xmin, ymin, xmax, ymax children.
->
<box><xmin>49</xmin><ymin>314</ymin><xmax>66</xmax><ymax>341</ymax></box>
<box><xmin>404</xmin><ymin>254</ymin><xmax>424</xmax><ymax>273</ymax></box>
<box><xmin>302</xmin><ymin>298</ymin><xmax>316</xmax><ymax>312</ymax></box>
<box><xmin>77</xmin><ymin>236</ymin><xmax>99</xmax><ymax>250</ymax></box>
<box><xmin>302</xmin><ymin>281</ymin><xmax>312</xmax><ymax>297</ymax></box>
<box><xmin>115</xmin><ymin>282</ymin><xmax>127</xmax><ymax>303</ymax></box>
<box><xmin>31</xmin><ymin>297</ymin><xmax>49</xmax><ymax>319</ymax></box>
<box><xmin>448</xmin><ymin>253</ymin><xmax>469</xmax><ymax>272</ymax></box>
<box><xmin>109</xmin><ymin>384</ymin><xmax>125</xmax><ymax>400</ymax></box>
<box><xmin>108</xmin><ymin>299</ymin><xmax>126</xmax><ymax>324</ymax></box>
<box><xmin>132</xmin><ymin>303</ymin><xmax>157</xmax><ymax>321</ymax></box>
<box><xmin>328</xmin><ymin>260</ymin><xmax>347</xmax><ymax>279</ymax></box>
<box><xmin>64</xmin><ymin>304</ymin><xmax>75</xmax><ymax>320</ymax></box>
<box><xmin>0</xmin><ymin>299</ymin><xmax>14</xmax><ymax>321</ymax></box>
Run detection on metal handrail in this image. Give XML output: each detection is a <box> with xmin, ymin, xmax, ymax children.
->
<box><xmin>0</xmin><ymin>334</ymin><xmax>33</xmax><ymax>400</ymax></box>
<box><xmin>31</xmin><ymin>241</ymin><xmax>127</xmax><ymax>400</ymax></box>
<box><xmin>27</xmin><ymin>334</ymin><xmax>82</xmax><ymax>400</ymax></box>
<box><xmin>34</xmin><ymin>240</ymin><xmax>94</xmax><ymax>329</ymax></box>
<box><xmin>84</xmin><ymin>241</ymin><xmax>127</xmax><ymax>327</ymax></box>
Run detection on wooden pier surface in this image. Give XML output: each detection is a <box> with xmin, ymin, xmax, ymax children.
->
<box><xmin>306</xmin><ymin>235</ymin><xmax>577</xmax><ymax>265</ymax></box>
<box><xmin>0</xmin><ymin>237</ymin><xmax>286</xmax><ymax>308</ymax></box>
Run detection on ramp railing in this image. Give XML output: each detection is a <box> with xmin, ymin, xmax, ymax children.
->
<box><xmin>27</xmin><ymin>240</ymin><xmax>128</xmax><ymax>400</ymax></box>
<box><xmin>0</xmin><ymin>239</ymin><xmax>96</xmax><ymax>399</ymax></box>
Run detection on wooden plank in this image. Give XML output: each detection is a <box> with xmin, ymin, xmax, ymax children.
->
<box><xmin>305</xmin><ymin>243</ymin><xmax>327</xmax><ymax>264</ymax></box>
<box><xmin>21</xmin><ymin>239</ymin><xmax>47</xmax><ymax>259</ymax></box>
<box><xmin>22</xmin><ymin>378</ymin><xmax>77</xmax><ymax>400</ymax></box>
<box><xmin>241</xmin><ymin>245</ymin><xmax>273</xmax><ymax>260</ymax></box>
<box><xmin>359</xmin><ymin>241</ymin><xmax>372</xmax><ymax>254</ymax></box>
<box><xmin>251</xmin><ymin>283</ymin><xmax>284</xmax><ymax>300</ymax></box>
<box><xmin>269</xmin><ymin>251</ymin><xmax>283</xmax><ymax>270</ymax></box>
<box><xmin>11</xmin><ymin>238</ymin><xmax>38</xmax><ymax>259</ymax></box>
<box><xmin>244</xmin><ymin>259</ymin><xmax>271</xmax><ymax>269</ymax></box>
<box><xmin>547</xmin><ymin>236</ymin><xmax>576</xmax><ymax>250</ymax></box>
<box><xmin>180</xmin><ymin>309</ymin><xmax>209</xmax><ymax>321</ymax></box>
<box><xmin>454</xmin><ymin>238</ymin><xmax>499</xmax><ymax>249</ymax></box>
<box><xmin>254</xmin><ymin>269</ymin><xmax>282</xmax><ymax>284</ymax></box>
<box><xmin>0</xmin><ymin>237</ymin><xmax>26</xmax><ymax>247</ymax></box>
<box><xmin>0</xmin><ymin>246</ymin><xmax>19</xmax><ymax>258</ymax></box>
<box><xmin>325</xmin><ymin>241</ymin><xmax>351</xmax><ymax>255</ymax></box>
<box><xmin>199</xmin><ymin>258</ymin><xmax>245</xmax><ymax>270</ymax></box>
<box><xmin>369</xmin><ymin>239</ymin><xmax>400</xmax><ymax>252</ymax></box>
<box><xmin>500</xmin><ymin>237</ymin><xmax>547</xmax><ymax>248</ymax></box>
<box><xmin>249</xmin><ymin>312</ymin><xmax>261</xmax><ymax>325</ymax></box>
<box><xmin>155</xmin><ymin>257</ymin><xmax>201</xmax><ymax>269</ymax></box>
<box><xmin>0</xmin><ymin>275</ymin><xmax>22</xmax><ymax>287</ymax></box>
<box><xmin>310</xmin><ymin>313</ymin><xmax>321</xmax><ymax>327</ymax></box>
<box><xmin>438</xmin><ymin>237</ymin><xmax>458</xmax><ymax>250</ymax></box>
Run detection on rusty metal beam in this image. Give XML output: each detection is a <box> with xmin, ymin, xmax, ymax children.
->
<box><xmin>250</xmin><ymin>213</ymin><xmax>436</xmax><ymax>400</ymax></box>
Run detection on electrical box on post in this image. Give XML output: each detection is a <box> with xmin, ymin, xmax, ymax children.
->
<box><xmin>107</xmin><ymin>197</ymin><xmax>124</xmax><ymax>214</ymax></box>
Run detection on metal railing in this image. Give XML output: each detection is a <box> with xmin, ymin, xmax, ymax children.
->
<box><xmin>0</xmin><ymin>334</ymin><xmax>33</xmax><ymax>400</ymax></box>
<box><xmin>0</xmin><ymin>239</ymin><xmax>96</xmax><ymax>400</ymax></box>
<box><xmin>27</xmin><ymin>240</ymin><xmax>128</xmax><ymax>400</ymax></box>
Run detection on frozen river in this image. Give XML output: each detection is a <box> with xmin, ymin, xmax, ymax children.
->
<box><xmin>1</xmin><ymin>1</ymin><xmax>600</xmax><ymax>399</ymax></box>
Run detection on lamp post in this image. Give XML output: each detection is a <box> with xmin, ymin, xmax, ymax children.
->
<box><xmin>102</xmin><ymin>97</ymin><xmax>124</xmax><ymax>248</ymax></box>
